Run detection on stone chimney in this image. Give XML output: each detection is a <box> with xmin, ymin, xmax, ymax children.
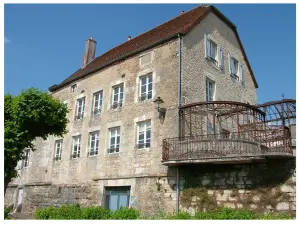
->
<box><xmin>180</xmin><ymin>10</ymin><xmax>184</xmax><ymax>15</ymax></box>
<box><xmin>128</xmin><ymin>36</ymin><xmax>131</xmax><ymax>41</ymax></box>
<box><xmin>82</xmin><ymin>37</ymin><xmax>96</xmax><ymax>68</ymax></box>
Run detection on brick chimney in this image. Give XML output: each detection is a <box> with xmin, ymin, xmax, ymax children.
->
<box><xmin>180</xmin><ymin>10</ymin><xmax>184</xmax><ymax>15</ymax></box>
<box><xmin>128</xmin><ymin>36</ymin><xmax>131</xmax><ymax>41</ymax></box>
<box><xmin>82</xmin><ymin>37</ymin><xmax>96</xmax><ymax>68</ymax></box>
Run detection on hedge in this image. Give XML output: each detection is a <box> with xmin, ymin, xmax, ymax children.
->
<box><xmin>34</xmin><ymin>205</ymin><xmax>294</xmax><ymax>220</ymax></box>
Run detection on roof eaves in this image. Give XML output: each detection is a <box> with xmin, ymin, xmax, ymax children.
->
<box><xmin>49</xmin><ymin>32</ymin><xmax>183</xmax><ymax>92</ymax></box>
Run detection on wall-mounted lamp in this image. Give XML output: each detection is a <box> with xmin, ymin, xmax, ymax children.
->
<box><xmin>153</xmin><ymin>96</ymin><xmax>166</xmax><ymax>124</ymax></box>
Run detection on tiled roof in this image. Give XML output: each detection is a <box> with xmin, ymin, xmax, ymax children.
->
<box><xmin>49</xmin><ymin>5</ymin><xmax>258</xmax><ymax>92</ymax></box>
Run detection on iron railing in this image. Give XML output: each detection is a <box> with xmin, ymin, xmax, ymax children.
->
<box><xmin>162</xmin><ymin>129</ymin><xmax>293</xmax><ymax>162</ymax></box>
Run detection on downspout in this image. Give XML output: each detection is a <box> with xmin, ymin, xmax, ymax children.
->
<box><xmin>176</xmin><ymin>33</ymin><xmax>182</xmax><ymax>215</ymax></box>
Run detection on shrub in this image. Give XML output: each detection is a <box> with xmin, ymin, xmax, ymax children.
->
<box><xmin>35</xmin><ymin>205</ymin><xmax>82</xmax><ymax>220</ymax></box>
<box><xmin>81</xmin><ymin>206</ymin><xmax>111</xmax><ymax>220</ymax></box>
<box><xmin>212</xmin><ymin>208</ymin><xmax>256</xmax><ymax>220</ymax></box>
<box><xmin>110</xmin><ymin>207</ymin><xmax>140</xmax><ymax>219</ymax></box>
<box><xmin>4</xmin><ymin>207</ymin><xmax>10</xmax><ymax>219</ymax></box>
<box><xmin>168</xmin><ymin>211</ymin><xmax>193</xmax><ymax>220</ymax></box>
<box><xmin>258</xmin><ymin>213</ymin><xmax>293</xmax><ymax>220</ymax></box>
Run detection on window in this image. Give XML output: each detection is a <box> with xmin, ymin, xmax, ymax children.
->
<box><xmin>137</xmin><ymin>120</ymin><xmax>151</xmax><ymax>149</ymax></box>
<box><xmin>88</xmin><ymin>131</ymin><xmax>99</xmax><ymax>156</ymax></box>
<box><xmin>108</xmin><ymin>127</ymin><xmax>120</xmax><ymax>154</ymax></box>
<box><xmin>111</xmin><ymin>84</ymin><xmax>123</xmax><ymax>109</ymax></box>
<box><xmin>23</xmin><ymin>149</ymin><xmax>30</xmax><ymax>167</ymax></box>
<box><xmin>105</xmin><ymin>186</ymin><xmax>130</xmax><ymax>211</ymax></box>
<box><xmin>54</xmin><ymin>140</ymin><xmax>63</xmax><ymax>161</ymax></box>
<box><xmin>139</xmin><ymin>52</ymin><xmax>152</xmax><ymax>68</ymax></box>
<box><xmin>205</xmin><ymin>35</ymin><xmax>218</xmax><ymax>65</ymax></box>
<box><xmin>207</xmin><ymin>121</ymin><xmax>214</xmax><ymax>136</ymax></box>
<box><xmin>92</xmin><ymin>91</ymin><xmax>103</xmax><ymax>115</ymax></box>
<box><xmin>71</xmin><ymin>84</ymin><xmax>77</xmax><ymax>93</ymax></box>
<box><xmin>75</xmin><ymin>97</ymin><xmax>85</xmax><ymax>120</ymax></box>
<box><xmin>139</xmin><ymin>74</ymin><xmax>153</xmax><ymax>101</ymax></box>
<box><xmin>206</xmin><ymin>79</ymin><xmax>215</xmax><ymax>101</ymax></box>
<box><xmin>71</xmin><ymin>135</ymin><xmax>81</xmax><ymax>158</ymax></box>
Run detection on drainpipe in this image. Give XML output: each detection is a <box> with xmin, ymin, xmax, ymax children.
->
<box><xmin>176</xmin><ymin>33</ymin><xmax>182</xmax><ymax>215</ymax></box>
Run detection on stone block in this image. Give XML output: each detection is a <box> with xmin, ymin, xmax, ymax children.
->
<box><xmin>237</xmin><ymin>204</ymin><xmax>243</xmax><ymax>209</ymax></box>
<box><xmin>250</xmin><ymin>204</ymin><xmax>258</xmax><ymax>209</ymax></box>
<box><xmin>192</xmin><ymin>196</ymin><xmax>200</xmax><ymax>202</ymax></box>
<box><xmin>276</xmin><ymin>202</ymin><xmax>289</xmax><ymax>211</ymax></box>
<box><xmin>223</xmin><ymin>203</ymin><xmax>235</xmax><ymax>208</ymax></box>
<box><xmin>216</xmin><ymin>194</ymin><xmax>227</xmax><ymax>201</ymax></box>
<box><xmin>291</xmin><ymin>203</ymin><xmax>296</xmax><ymax>211</ymax></box>
<box><xmin>281</xmin><ymin>184</ymin><xmax>295</xmax><ymax>193</ymax></box>
<box><xmin>207</xmin><ymin>190</ymin><xmax>214</xmax><ymax>195</ymax></box>
<box><xmin>252</xmin><ymin>195</ymin><xmax>260</xmax><ymax>203</ymax></box>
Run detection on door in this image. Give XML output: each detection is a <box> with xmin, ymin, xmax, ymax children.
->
<box><xmin>16</xmin><ymin>189</ymin><xmax>23</xmax><ymax>212</ymax></box>
<box><xmin>105</xmin><ymin>186</ymin><xmax>130</xmax><ymax>211</ymax></box>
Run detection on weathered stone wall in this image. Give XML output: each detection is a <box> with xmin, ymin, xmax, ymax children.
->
<box><xmin>161</xmin><ymin>158</ymin><xmax>296</xmax><ymax>215</ymax></box>
<box><xmin>181</xmin><ymin>12</ymin><xmax>257</xmax><ymax>106</ymax></box>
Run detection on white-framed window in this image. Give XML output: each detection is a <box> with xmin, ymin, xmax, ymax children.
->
<box><xmin>228</xmin><ymin>55</ymin><xmax>245</xmax><ymax>84</ymax></box>
<box><xmin>139</xmin><ymin>74</ymin><xmax>153</xmax><ymax>101</ymax></box>
<box><xmin>71</xmin><ymin>135</ymin><xmax>81</xmax><ymax>158</ymax></box>
<box><xmin>111</xmin><ymin>84</ymin><xmax>123</xmax><ymax>109</ymax></box>
<box><xmin>23</xmin><ymin>149</ymin><xmax>30</xmax><ymax>168</ymax></box>
<box><xmin>108</xmin><ymin>127</ymin><xmax>120</xmax><ymax>154</ymax></box>
<box><xmin>139</xmin><ymin>52</ymin><xmax>152</xmax><ymax>68</ymax></box>
<box><xmin>204</xmin><ymin>34</ymin><xmax>219</xmax><ymax>65</ymax></box>
<box><xmin>137</xmin><ymin>120</ymin><xmax>151</xmax><ymax>149</ymax></box>
<box><xmin>92</xmin><ymin>91</ymin><xmax>103</xmax><ymax>115</ymax></box>
<box><xmin>71</xmin><ymin>84</ymin><xmax>77</xmax><ymax>93</ymax></box>
<box><xmin>206</xmin><ymin>79</ymin><xmax>215</xmax><ymax>102</ymax></box>
<box><xmin>75</xmin><ymin>97</ymin><xmax>85</xmax><ymax>120</ymax></box>
<box><xmin>88</xmin><ymin>131</ymin><xmax>99</xmax><ymax>156</ymax></box>
<box><xmin>54</xmin><ymin>140</ymin><xmax>63</xmax><ymax>161</ymax></box>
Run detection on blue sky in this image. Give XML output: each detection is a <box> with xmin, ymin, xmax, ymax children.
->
<box><xmin>4</xmin><ymin>4</ymin><xmax>296</xmax><ymax>104</ymax></box>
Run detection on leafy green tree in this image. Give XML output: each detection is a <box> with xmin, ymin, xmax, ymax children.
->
<box><xmin>4</xmin><ymin>88</ymin><xmax>68</xmax><ymax>194</ymax></box>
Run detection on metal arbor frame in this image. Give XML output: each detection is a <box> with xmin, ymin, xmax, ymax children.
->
<box><xmin>162</xmin><ymin>100</ymin><xmax>295</xmax><ymax>165</ymax></box>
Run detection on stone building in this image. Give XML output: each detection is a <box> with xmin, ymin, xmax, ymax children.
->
<box><xmin>5</xmin><ymin>5</ymin><xmax>296</xmax><ymax>215</ymax></box>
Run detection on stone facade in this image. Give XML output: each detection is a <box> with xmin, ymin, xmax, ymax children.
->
<box><xmin>5</xmin><ymin>10</ymin><xmax>295</xmax><ymax>216</ymax></box>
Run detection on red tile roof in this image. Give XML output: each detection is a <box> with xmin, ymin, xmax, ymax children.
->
<box><xmin>49</xmin><ymin>5</ymin><xmax>258</xmax><ymax>92</ymax></box>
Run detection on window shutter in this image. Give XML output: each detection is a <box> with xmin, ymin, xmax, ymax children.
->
<box><xmin>240</xmin><ymin>63</ymin><xmax>244</xmax><ymax>84</ymax></box>
<box><xmin>219</xmin><ymin>48</ymin><xmax>224</xmax><ymax>70</ymax></box>
<box><xmin>204</xmin><ymin>34</ymin><xmax>210</xmax><ymax>58</ymax></box>
<box><xmin>228</xmin><ymin>54</ymin><xmax>233</xmax><ymax>75</ymax></box>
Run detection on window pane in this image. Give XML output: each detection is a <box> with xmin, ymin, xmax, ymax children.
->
<box><xmin>116</xmin><ymin>136</ymin><xmax>120</xmax><ymax>145</ymax></box>
<box><xmin>141</xmin><ymin>77</ymin><xmax>147</xmax><ymax>85</ymax></box>
<box><xmin>119</xmin><ymin>195</ymin><xmax>129</xmax><ymax>209</ymax></box>
<box><xmin>109</xmin><ymin>195</ymin><xmax>119</xmax><ymax>211</ymax></box>
<box><xmin>148</xmin><ymin>82</ymin><xmax>152</xmax><ymax>92</ymax></box>
<box><xmin>146</xmin><ymin>129</ymin><xmax>151</xmax><ymax>139</ymax></box>
<box><xmin>141</xmin><ymin>85</ymin><xmax>147</xmax><ymax>94</ymax></box>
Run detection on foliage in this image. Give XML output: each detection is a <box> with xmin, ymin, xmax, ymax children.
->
<box><xmin>81</xmin><ymin>206</ymin><xmax>111</xmax><ymax>219</ymax></box>
<box><xmin>110</xmin><ymin>207</ymin><xmax>140</xmax><ymax>219</ymax></box>
<box><xmin>167</xmin><ymin>211</ymin><xmax>193</xmax><ymax>220</ymax></box>
<box><xmin>4</xmin><ymin>207</ymin><xmax>10</xmax><ymax>219</ymax></box>
<box><xmin>258</xmin><ymin>213</ymin><xmax>293</xmax><ymax>220</ymax></box>
<box><xmin>4</xmin><ymin>88</ymin><xmax>68</xmax><ymax>193</ymax></box>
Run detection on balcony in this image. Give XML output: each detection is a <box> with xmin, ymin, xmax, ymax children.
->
<box><xmin>162</xmin><ymin>100</ymin><xmax>295</xmax><ymax>166</ymax></box>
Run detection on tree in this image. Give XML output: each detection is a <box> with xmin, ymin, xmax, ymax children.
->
<box><xmin>4</xmin><ymin>88</ymin><xmax>68</xmax><ymax>195</ymax></box>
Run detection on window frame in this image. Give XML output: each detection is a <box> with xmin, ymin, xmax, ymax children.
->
<box><xmin>206</xmin><ymin>79</ymin><xmax>215</xmax><ymax>102</ymax></box>
<box><xmin>88</xmin><ymin>131</ymin><xmax>99</xmax><ymax>156</ymax></box>
<box><xmin>111</xmin><ymin>84</ymin><xmax>124</xmax><ymax>109</ymax></box>
<box><xmin>23</xmin><ymin>149</ymin><xmax>30</xmax><ymax>168</ymax></box>
<box><xmin>54</xmin><ymin>139</ymin><xmax>63</xmax><ymax>161</ymax></box>
<box><xmin>136</xmin><ymin>120</ymin><xmax>151</xmax><ymax>149</ymax></box>
<box><xmin>71</xmin><ymin>135</ymin><xmax>81</xmax><ymax>159</ymax></box>
<box><xmin>92</xmin><ymin>91</ymin><xmax>103</xmax><ymax>116</ymax></box>
<box><xmin>139</xmin><ymin>73</ymin><xmax>153</xmax><ymax>101</ymax></box>
<box><xmin>108</xmin><ymin>127</ymin><xmax>120</xmax><ymax>154</ymax></box>
<box><xmin>75</xmin><ymin>97</ymin><xmax>85</xmax><ymax>120</ymax></box>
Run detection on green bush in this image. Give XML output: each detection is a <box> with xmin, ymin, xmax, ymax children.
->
<box><xmin>81</xmin><ymin>206</ymin><xmax>111</xmax><ymax>219</ymax></box>
<box><xmin>4</xmin><ymin>207</ymin><xmax>10</xmax><ymax>219</ymax></box>
<box><xmin>212</xmin><ymin>208</ymin><xmax>256</xmax><ymax>220</ymax></box>
<box><xmin>258</xmin><ymin>213</ymin><xmax>293</xmax><ymax>220</ymax></box>
<box><xmin>110</xmin><ymin>207</ymin><xmax>140</xmax><ymax>219</ymax></box>
<box><xmin>168</xmin><ymin>211</ymin><xmax>193</xmax><ymax>220</ymax></box>
<box><xmin>35</xmin><ymin>205</ymin><xmax>82</xmax><ymax>220</ymax></box>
